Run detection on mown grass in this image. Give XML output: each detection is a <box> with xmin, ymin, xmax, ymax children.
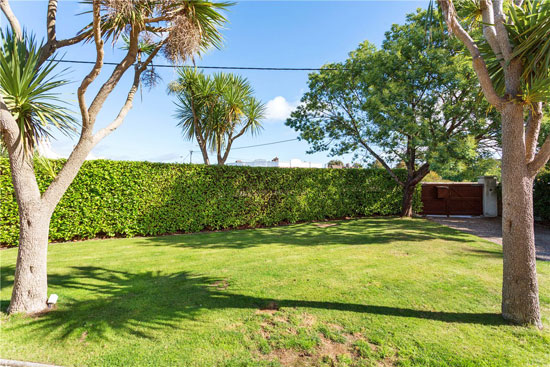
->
<box><xmin>1</xmin><ymin>217</ymin><xmax>549</xmax><ymax>366</ymax></box>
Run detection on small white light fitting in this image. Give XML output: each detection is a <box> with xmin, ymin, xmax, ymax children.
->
<box><xmin>47</xmin><ymin>294</ymin><xmax>58</xmax><ymax>308</ymax></box>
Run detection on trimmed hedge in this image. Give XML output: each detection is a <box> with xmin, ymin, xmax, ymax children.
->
<box><xmin>0</xmin><ymin>159</ymin><xmax>420</xmax><ymax>246</ymax></box>
<box><xmin>534</xmin><ymin>172</ymin><xmax>550</xmax><ymax>221</ymax></box>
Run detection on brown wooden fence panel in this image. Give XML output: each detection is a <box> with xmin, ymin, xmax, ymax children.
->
<box><xmin>421</xmin><ymin>183</ymin><xmax>483</xmax><ymax>216</ymax></box>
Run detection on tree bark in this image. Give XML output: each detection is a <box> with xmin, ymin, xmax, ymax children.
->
<box><xmin>0</xmin><ymin>0</ymin><xmax>22</xmax><ymax>39</ymax></box>
<box><xmin>199</xmin><ymin>144</ymin><xmax>210</xmax><ymax>165</ymax></box>
<box><xmin>400</xmin><ymin>163</ymin><xmax>430</xmax><ymax>218</ymax></box>
<box><xmin>8</xmin><ymin>209</ymin><xmax>51</xmax><ymax>314</ymax></box>
<box><xmin>2</xmin><ymin>95</ymin><xmax>51</xmax><ymax>313</ymax></box>
<box><xmin>500</xmin><ymin>102</ymin><xmax>542</xmax><ymax>328</ymax></box>
<box><xmin>401</xmin><ymin>182</ymin><xmax>415</xmax><ymax>217</ymax></box>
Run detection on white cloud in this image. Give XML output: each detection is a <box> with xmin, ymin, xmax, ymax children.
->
<box><xmin>37</xmin><ymin>140</ymin><xmax>63</xmax><ymax>159</ymax></box>
<box><xmin>265</xmin><ymin>96</ymin><xmax>299</xmax><ymax>121</ymax></box>
<box><xmin>37</xmin><ymin>140</ymin><xmax>102</xmax><ymax>160</ymax></box>
<box><xmin>85</xmin><ymin>151</ymin><xmax>102</xmax><ymax>160</ymax></box>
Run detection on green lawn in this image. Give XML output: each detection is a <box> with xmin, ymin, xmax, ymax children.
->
<box><xmin>1</xmin><ymin>218</ymin><xmax>549</xmax><ymax>366</ymax></box>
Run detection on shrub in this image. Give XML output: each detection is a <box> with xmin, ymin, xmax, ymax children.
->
<box><xmin>0</xmin><ymin>159</ymin><xmax>420</xmax><ymax>246</ymax></box>
<box><xmin>534</xmin><ymin>172</ymin><xmax>550</xmax><ymax>221</ymax></box>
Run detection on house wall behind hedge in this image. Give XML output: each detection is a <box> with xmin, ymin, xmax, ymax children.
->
<box><xmin>0</xmin><ymin>159</ymin><xmax>420</xmax><ymax>246</ymax></box>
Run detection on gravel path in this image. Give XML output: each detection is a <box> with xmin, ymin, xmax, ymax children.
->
<box><xmin>427</xmin><ymin>216</ymin><xmax>550</xmax><ymax>261</ymax></box>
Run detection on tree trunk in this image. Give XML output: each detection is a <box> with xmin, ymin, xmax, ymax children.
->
<box><xmin>216</xmin><ymin>137</ymin><xmax>225</xmax><ymax>166</ymax></box>
<box><xmin>401</xmin><ymin>182</ymin><xmax>415</xmax><ymax>217</ymax></box>
<box><xmin>217</xmin><ymin>153</ymin><xmax>226</xmax><ymax>166</ymax></box>
<box><xmin>2</xmin><ymin>94</ymin><xmax>52</xmax><ymax>314</ymax></box>
<box><xmin>400</xmin><ymin>165</ymin><xmax>429</xmax><ymax>218</ymax></box>
<box><xmin>8</xmin><ymin>210</ymin><xmax>51</xmax><ymax>314</ymax></box>
<box><xmin>199</xmin><ymin>144</ymin><xmax>210</xmax><ymax>165</ymax></box>
<box><xmin>500</xmin><ymin>103</ymin><xmax>542</xmax><ymax>328</ymax></box>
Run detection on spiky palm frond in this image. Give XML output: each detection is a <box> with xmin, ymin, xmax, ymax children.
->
<box><xmin>429</xmin><ymin>0</ymin><xmax>550</xmax><ymax>104</ymax></box>
<box><xmin>509</xmin><ymin>0</ymin><xmax>550</xmax><ymax>103</ymax></box>
<box><xmin>458</xmin><ymin>0</ymin><xmax>550</xmax><ymax>103</ymax></box>
<box><xmin>80</xmin><ymin>0</ymin><xmax>231</xmax><ymax>63</ymax></box>
<box><xmin>170</xmin><ymin>68</ymin><xmax>265</xmax><ymax>153</ymax></box>
<box><xmin>169</xmin><ymin>68</ymin><xmax>211</xmax><ymax>142</ymax></box>
<box><xmin>0</xmin><ymin>29</ymin><xmax>77</xmax><ymax>151</ymax></box>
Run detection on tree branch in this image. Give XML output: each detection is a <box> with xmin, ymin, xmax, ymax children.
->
<box><xmin>411</xmin><ymin>163</ymin><xmax>430</xmax><ymax>186</ymax></box>
<box><xmin>0</xmin><ymin>0</ymin><xmax>22</xmax><ymax>38</ymax></box>
<box><xmin>93</xmin><ymin>68</ymin><xmax>141</xmax><ymax>144</ymax></box>
<box><xmin>492</xmin><ymin>0</ymin><xmax>513</xmax><ymax>61</ymax></box>
<box><xmin>527</xmin><ymin>106</ymin><xmax>549</xmax><ymax>176</ymax></box>
<box><xmin>480</xmin><ymin>0</ymin><xmax>503</xmax><ymax>58</ymax></box>
<box><xmin>77</xmin><ymin>0</ymin><xmax>104</xmax><ymax>133</ymax></box>
<box><xmin>136</xmin><ymin>39</ymin><xmax>167</xmax><ymax>74</ymax></box>
<box><xmin>347</xmin><ymin>117</ymin><xmax>404</xmax><ymax>187</ymax></box>
<box><xmin>87</xmin><ymin>27</ymin><xmax>140</xmax><ymax>122</ymax></box>
<box><xmin>92</xmin><ymin>36</ymin><xmax>170</xmax><ymax>145</ymax></box>
<box><xmin>221</xmin><ymin>122</ymin><xmax>248</xmax><ymax>163</ymax></box>
<box><xmin>0</xmin><ymin>95</ymin><xmax>42</xmax><ymax>211</ymax></box>
<box><xmin>40</xmin><ymin>0</ymin><xmax>104</xmax><ymax>210</ymax></box>
<box><xmin>525</xmin><ymin>102</ymin><xmax>543</xmax><ymax>162</ymax></box>
<box><xmin>144</xmin><ymin>15</ymin><xmax>169</xmax><ymax>24</ymax></box>
<box><xmin>438</xmin><ymin>0</ymin><xmax>506</xmax><ymax>109</ymax></box>
<box><xmin>38</xmin><ymin>1</ymin><xmax>92</xmax><ymax>66</ymax></box>
<box><xmin>528</xmin><ymin>140</ymin><xmax>550</xmax><ymax>177</ymax></box>
<box><xmin>88</xmin><ymin>23</ymin><xmax>165</xmax><ymax>144</ymax></box>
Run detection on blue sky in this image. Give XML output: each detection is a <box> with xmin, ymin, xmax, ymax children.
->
<box><xmin>2</xmin><ymin>0</ymin><xmax>428</xmax><ymax>165</ymax></box>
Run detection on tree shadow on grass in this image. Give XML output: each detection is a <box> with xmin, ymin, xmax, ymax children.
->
<box><xmin>464</xmin><ymin>248</ymin><xmax>503</xmax><ymax>258</ymax></box>
<box><xmin>0</xmin><ymin>264</ymin><xmax>15</xmax><ymax>312</ymax></box>
<box><xmin>142</xmin><ymin>217</ymin><xmax>477</xmax><ymax>250</ymax></box>
<box><xmin>2</xmin><ymin>266</ymin><xmax>507</xmax><ymax>341</ymax></box>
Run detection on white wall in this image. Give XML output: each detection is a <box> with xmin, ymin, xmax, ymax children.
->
<box><xmin>228</xmin><ymin>159</ymin><xmax>323</xmax><ymax>168</ymax></box>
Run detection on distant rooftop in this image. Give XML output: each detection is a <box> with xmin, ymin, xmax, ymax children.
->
<box><xmin>228</xmin><ymin>158</ymin><xmax>323</xmax><ymax>168</ymax></box>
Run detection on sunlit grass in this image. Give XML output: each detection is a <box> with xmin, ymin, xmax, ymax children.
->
<box><xmin>1</xmin><ymin>217</ymin><xmax>549</xmax><ymax>366</ymax></box>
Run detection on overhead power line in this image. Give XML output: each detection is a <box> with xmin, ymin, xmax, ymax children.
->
<box><xmin>186</xmin><ymin>138</ymin><xmax>299</xmax><ymax>155</ymax></box>
<box><xmin>50</xmin><ymin>59</ymin><xmax>347</xmax><ymax>71</ymax></box>
<box><xmin>231</xmin><ymin>138</ymin><xmax>298</xmax><ymax>150</ymax></box>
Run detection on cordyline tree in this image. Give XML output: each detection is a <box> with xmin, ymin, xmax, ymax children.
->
<box><xmin>0</xmin><ymin>0</ymin><xmax>230</xmax><ymax>314</ymax></box>
<box><xmin>287</xmin><ymin>11</ymin><xmax>498</xmax><ymax>217</ymax></box>
<box><xmin>168</xmin><ymin>68</ymin><xmax>265</xmax><ymax>165</ymax></box>
<box><xmin>434</xmin><ymin>0</ymin><xmax>549</xmax><ymax>328</ymax></box>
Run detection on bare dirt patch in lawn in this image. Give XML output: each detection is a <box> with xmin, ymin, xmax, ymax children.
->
<box><xmin>256</xmin><ymin>309</ymin><xmax>394</xmax><ymax>366</ymax></box>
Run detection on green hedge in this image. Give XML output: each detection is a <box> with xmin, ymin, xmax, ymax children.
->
<box><xmin>534</xmin><ymin>172</ymin><xmax>550</xmax><ymax>221</ymax></box>
<box><xmin>0</xmin><ymin>159</ymin><xmax>420</xmax><ymax>246</ymax></box>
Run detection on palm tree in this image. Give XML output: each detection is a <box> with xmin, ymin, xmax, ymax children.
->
<box><xmin>0</xmin><ymin>29</ymin><xmax>76</xmax><ymax>153</ymax></box>
<box><xmin>169</xmin><ymin>69</ymin><xmax>265</xmax><ymax>165</ymax></box>
<box><xmin>433</xmin><ymin>0</ymin><xmax>549</xmax><ymax>327</ymax></box>
<box><xmin>168</xmin><ymin>68</ymin><xmax>214</xmax><ymax>164</ymax></box>
<box><xmin>1</xmin><ymin>0</ymin><xmax>231</xmax><ymax>315</ymax></box>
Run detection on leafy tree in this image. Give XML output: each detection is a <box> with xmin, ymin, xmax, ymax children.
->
<box><xmin>168</xmin><ymin>68</ymin><xmax>265</xmax><ymax>165</ymax></box>
<box><xmin>287</xmin><ymin>10</ymin><xmax>497</xmax><ymax>217</ymax></box>
<box><xmin>435</xmin><ymin>156</ymin><xmax>501</xmax><ymax>182</ymax></box>
<box><xmin>327</xmin><ymin>159</ymin><xmax>344</xmax><ymax>168</ymax></box>
<box><xmin>422</xmin><ymin>170</ymin><xmax>450</xmax><ymax>182</ymax></box>
<box><xmin>367</xmin><ymin>160</ymin><xmax>384</xmax><ymax>169</ymax></box>
<box><xmin>435</xmin><ymin>0</ymin><xmax>549</xmax><ymax>328</ymax></box>
<box><xmin>0</xmin><ymin>0</ymin><xmax>230</xmax><ymax>314</ymax></box>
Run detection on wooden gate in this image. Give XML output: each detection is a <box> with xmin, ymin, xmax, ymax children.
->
<box><xmin>421</xmin><ymin>183</ymin><xmax>483</xmax><ymax>216</ymax></box>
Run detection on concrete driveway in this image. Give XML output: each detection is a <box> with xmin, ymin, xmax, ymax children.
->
<box><xmin>427</xmin><ymin>216</ymin><xmax>550</xmax><ymax>261</ymax></box>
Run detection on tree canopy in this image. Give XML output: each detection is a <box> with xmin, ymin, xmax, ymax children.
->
<box><xmin>169</xmin><ymin>68</ymin><xmax>265</xmax><ymax>165</ymax></box>
<box><xmin>287</xmin><ymin>10</ymin><xmax>498</xmax><ymax>216</ymax></box>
